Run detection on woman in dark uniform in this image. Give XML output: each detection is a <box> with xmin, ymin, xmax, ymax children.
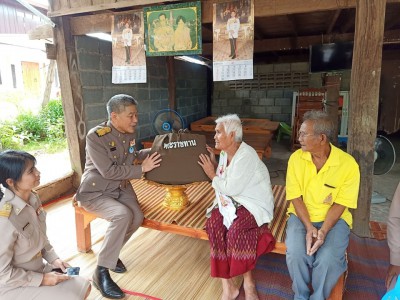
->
<box><xmin>0</xmin><ymin>150</ymin><xmax>91</xmax><ymax>300</ymax></box>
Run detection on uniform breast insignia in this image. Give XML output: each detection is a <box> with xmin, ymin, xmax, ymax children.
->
<box><xmin>0</xmin><ymin>202</ymin><xmax>12</xmax><ymax>218</ymax></box>
<box><xmin>96</xmin><ymin>127</ymin><xmax>111</xmax><ymax>137</ymax></box>
<box><xmin>129</xmin><ymin>139</ymin><xmax>136</xmax><ymax>153</ymax></box>
<box><xmin>109</xmin><ymin>141</ymin><xmax>117</xmax><ymax>151</ymax></box>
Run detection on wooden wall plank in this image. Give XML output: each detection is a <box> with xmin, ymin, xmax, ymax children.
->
<box><xmin>348</xmin><ymin>0</ymin><xmax>386</xmax><ymax>237</ymax></box>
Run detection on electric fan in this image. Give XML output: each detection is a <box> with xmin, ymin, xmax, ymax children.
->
<box><xmin>152</xmin><ymin>109</ymin><xmax>185</xmax><ymax>135</ymax></box>
<box><xmin>371</xmin><ymin>135</ymin><xmax>396</xmax><ymax>203</ymax></box>
<box><xmin>373</xmin><ymin>135</ymin><xmax>396</xmax><ymax>175</ymax></box>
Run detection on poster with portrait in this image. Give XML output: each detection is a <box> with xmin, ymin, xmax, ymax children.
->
<box><xmin>112</xmin><ymin>11</ymin><xmax>147</xmax><ymax>83</ymax></box>
<box><xmin>213</xmin><ymin>0</ymin><xmax>254</xmax><ymax>81</ymax></box>
<box><xmin>143</xmin><ymin>1</ymin><xmax>202</xmax><ymax>56</ymax></box>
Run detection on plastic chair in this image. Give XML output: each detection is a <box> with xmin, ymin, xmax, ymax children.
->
<box><xmin>277</xmin><ymin>122</ymin><xmax>292</xmax><ymax>142</ymax></box>
<box><xmin>382</xmin><ymin>275</ymin><xmax>400</xmax><ymax>300</ymax></box>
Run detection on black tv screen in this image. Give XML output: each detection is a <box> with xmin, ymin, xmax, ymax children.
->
<box><xmin>309</xmin><ymin>42</ymin><xmax>353</xmax><ymax>73</ymax></box>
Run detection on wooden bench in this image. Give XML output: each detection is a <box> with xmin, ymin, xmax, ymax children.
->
<box><xmin>73</xmin><ymin>179</ymin><xmax>344</xmax><ymax>300</ymax></box>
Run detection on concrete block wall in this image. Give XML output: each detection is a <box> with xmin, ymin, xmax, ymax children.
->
<box><xmin>174</xmin><ymin>60</ymin><xmax>208</xmax><ymax>128</ymax></box>
<box><xmin>75</xmin><ymin>36</ymin><xmax>208</xmax><ymax>146</ymax></box>
<box><xmin>212</xmin><ymin>61</ymin><xmax>351</xmax><ymax>125</ymax></box>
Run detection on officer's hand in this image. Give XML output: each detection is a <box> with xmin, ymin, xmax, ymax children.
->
<box><xmin>51</xmin><ymin>258</ymin><xmax>70</xmax><ymax>273</ymax></box>
<box><xmin>41</xmin><ymin>272</ymin><xmax>70</xmax><ymax>286</ymax></box>
<box><xmin>386</xmin><ymin>264</ymin><xmax>400</xmax><ymax>290</ymax></box>
<box><xmin>142</xmin><ymin>152</ymin><xmax>162</xmax><ymax>172</ymax></box>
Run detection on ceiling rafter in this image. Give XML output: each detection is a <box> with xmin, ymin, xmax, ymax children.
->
<box><xmin>326</xmin><ymin>9</ymin><xmax>341</xmax><ymax>34</ymax></box>
<box><xmin>201</xmin><ymin>29</ymin><xmax>400</xmax><ymax>55</ymax></box>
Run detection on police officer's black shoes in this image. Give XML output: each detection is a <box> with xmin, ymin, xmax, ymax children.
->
<box><xmin>92</xmin><ymin>266</ymin><xmax>125</xmax><ymax>299</ymax></box>
<box><xmin>110</xmin><ymin>258</ymin><xmax>127</xmax><ymax>273</ymax></box>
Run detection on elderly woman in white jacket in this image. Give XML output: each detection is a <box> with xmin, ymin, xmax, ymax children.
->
<box><xmin>198</xmin><ymin>114</ymin><xmax>275</xmax><ymax>300</ymax></box>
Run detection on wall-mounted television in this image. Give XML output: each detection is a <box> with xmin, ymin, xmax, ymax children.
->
<box><xmin>309</xmin><ymin>42</ymin><xmax>354</xmax><ymax>73</ymax></box>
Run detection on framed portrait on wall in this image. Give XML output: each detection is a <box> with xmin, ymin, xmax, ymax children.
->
<box><xmin>143</xmin><ymin>1</ymin><xmax>202</xmax><ymax>56</ymax></box>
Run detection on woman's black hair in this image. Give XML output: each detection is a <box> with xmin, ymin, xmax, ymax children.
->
<box><xmin>0</xmin><ymin>150</ymin><xmax>36</xmax><ymax>198</ymax></box>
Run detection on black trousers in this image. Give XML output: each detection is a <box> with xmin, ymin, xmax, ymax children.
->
<box><xmin>229</xmin><ymin>38</ymin><xmax>237</xmax><ymax>56</ymax></box>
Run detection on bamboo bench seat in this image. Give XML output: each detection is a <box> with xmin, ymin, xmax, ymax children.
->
<box><xmin>73</xmin><ymin>178</ymin><xmax>344</xmax><ymax>300</ymax></box>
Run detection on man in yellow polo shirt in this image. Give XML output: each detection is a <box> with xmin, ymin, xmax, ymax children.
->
<box><xmin>285</xmin><ymin>110</ymin><xmax>360</xmax><ymax>300</ymax></box>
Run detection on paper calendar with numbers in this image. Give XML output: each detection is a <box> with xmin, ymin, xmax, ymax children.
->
<box><xmin>112</xmin><ymin>66</ymin><xmax>147</xmax><ymax>84</ymax></box>
<box><xmin>213</xmin><ymin>60</ymin><xmax>253</xmax><ymax>81</ymax></box>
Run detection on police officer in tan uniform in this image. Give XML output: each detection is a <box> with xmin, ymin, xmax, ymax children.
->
<box><xmin>0</xmin><ymin>150</ymin><xmax>91</xmax><ymax>300</ymax></box>
<box><xmin>76</xmin><ymin>94</ymin><xmax>161</xmax><ymax>299</ymax></box>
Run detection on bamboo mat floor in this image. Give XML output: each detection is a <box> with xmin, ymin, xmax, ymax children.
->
<box><xmin>45</xmin><ymin>197</ymin><xmax>234</xmax><ymax>300</ymax></box>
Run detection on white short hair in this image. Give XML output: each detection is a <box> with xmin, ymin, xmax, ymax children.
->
<box><xmin>215</xmin><ymin>114</ymin><xmax>243</xmax><ymax>142</ymax></box>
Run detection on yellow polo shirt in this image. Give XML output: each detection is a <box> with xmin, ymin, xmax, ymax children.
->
<box><xmin>286</xmin><ymin>144</ymin><xmax>360</xmax><ymax>227</ymax></box>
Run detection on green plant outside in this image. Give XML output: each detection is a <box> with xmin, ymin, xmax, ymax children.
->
<box><xmin>0</xmin><ymin>100</ymin><xmax>66</xmax><ymax>152</ymax></box>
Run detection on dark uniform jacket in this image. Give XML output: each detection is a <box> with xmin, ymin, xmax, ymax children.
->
<box><xmin>76</xmin><ymin>121</ymin><xmax>147</xmax><ymax>202</ymax></box>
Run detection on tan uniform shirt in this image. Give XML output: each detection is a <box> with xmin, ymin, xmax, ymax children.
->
<box><xmin>76</xmin><ymin>121</ymin><xmax>147</xmax><ymax>202</ymax></box>
<box><xmin>388</xmin><ymin>182</ymin><xmax>400</xmax><ymax>265</ymax></box>
<box><xmin>0</xmin><ymin>189</ymin><xmax>58</xmax><ymax>294</ymax></box>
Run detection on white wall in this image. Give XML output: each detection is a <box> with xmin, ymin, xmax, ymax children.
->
<box><xmin>0</xmin><ymin>34</ymin><xmax>54</xmax><ymax>121</ymax></box>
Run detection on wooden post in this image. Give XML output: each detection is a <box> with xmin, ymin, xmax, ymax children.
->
<box><xmin>53</xmin><ymin>16</ymin><xmax>86</xmax><ymax>187</ymax></box>
<box><xmin>42</xmin><ymin>60</ymin><xmax>56</xmax><ymax>107</ymax></box>
<box><xmin>348</xmin><ymin>0</ymin><xmax>386</xmax><ymax>237</ymax></box>
<box><xmin>323</xmin><ymin>74</ymin><xmax>341</xmax><ymax>146</ymax></box>
<box><xmin>166</xmin><ymin>56</ymin><xmax>176</xmax><ymax>110</ymax></box>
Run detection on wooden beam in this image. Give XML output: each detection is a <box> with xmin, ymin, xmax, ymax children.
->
<box><xmin>201</xmin><ymin>24</ymin><xmax>213</xmax><ymax>38</ymax></box>
<box><xmin>45</xmin><ymin>43</ymin><xmax>57</xmax><ymax>59</ymax></box>
<box><xmin>340</xmin><ymin>12</ymin><xmax>355</xmax><ymax>33</ymax></box>
<box><xmin>49</xmin><ymin>0</ymin><xmax>400</xmax><ymax>19</ymax></box>
<box><xmin>327</xmin><ymin>9</ymin><xmax>342</xmax><ymax>34</ymax></box>
<box><xmin>54</xmin><ymin>16</ymin><xmax>86</xmax><ymax>186</ymax></box>
<box><xmin>70</xmin><ymin>13</ymin><xmax>112</xmax><ymax>35</ymax></box>
<box><xmin>42</xmin><ymin>60</ymin><xmax>56</xmax><ymax>107</ymax></box>
<box><xmin>253</xmin><ymin>23</ymin><xmax>264</xmax><ymax>40</ymax></box>
<box><xmin>348</xmin><ymin>0</ymin><xmax>386</xmax><ymax>237</ymax></box>
<box><xmin>286</xmin><ymin>14</ymin><xmax>298</xmax><ymax>37</ymax></box>
<box><xmin>201</xmin><ymin>0</ymin><xmax>400</xmax><ymax>23</ymax></box>
<box><xmin>166</xmin><ymin>56</ymin><xmax>176</xmax><ymax>110</ymax></box>
<box><xmin>323</xmin><ymin>74</ymin><xmax>341</xmax><ymax>145</ymax></box>
<box><xmin>201</xmin><ymin>29</ymin><xmax>400</xmax><ymax>55</ymax></box>
<box><xmin>48</xmin><ymin>0</ymin><xmax>178</xmax><ymax>17</ymax></box>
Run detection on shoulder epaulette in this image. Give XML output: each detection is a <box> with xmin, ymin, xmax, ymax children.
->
<box><xmin>0</xmin><ymin>202</ymin><xmax>12</xmax><ymax>218</ymax></box>
<box><xmin>96</xmin><ymin>127</ymin><xmax>111</xmax><ymax>137</ymax></box>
